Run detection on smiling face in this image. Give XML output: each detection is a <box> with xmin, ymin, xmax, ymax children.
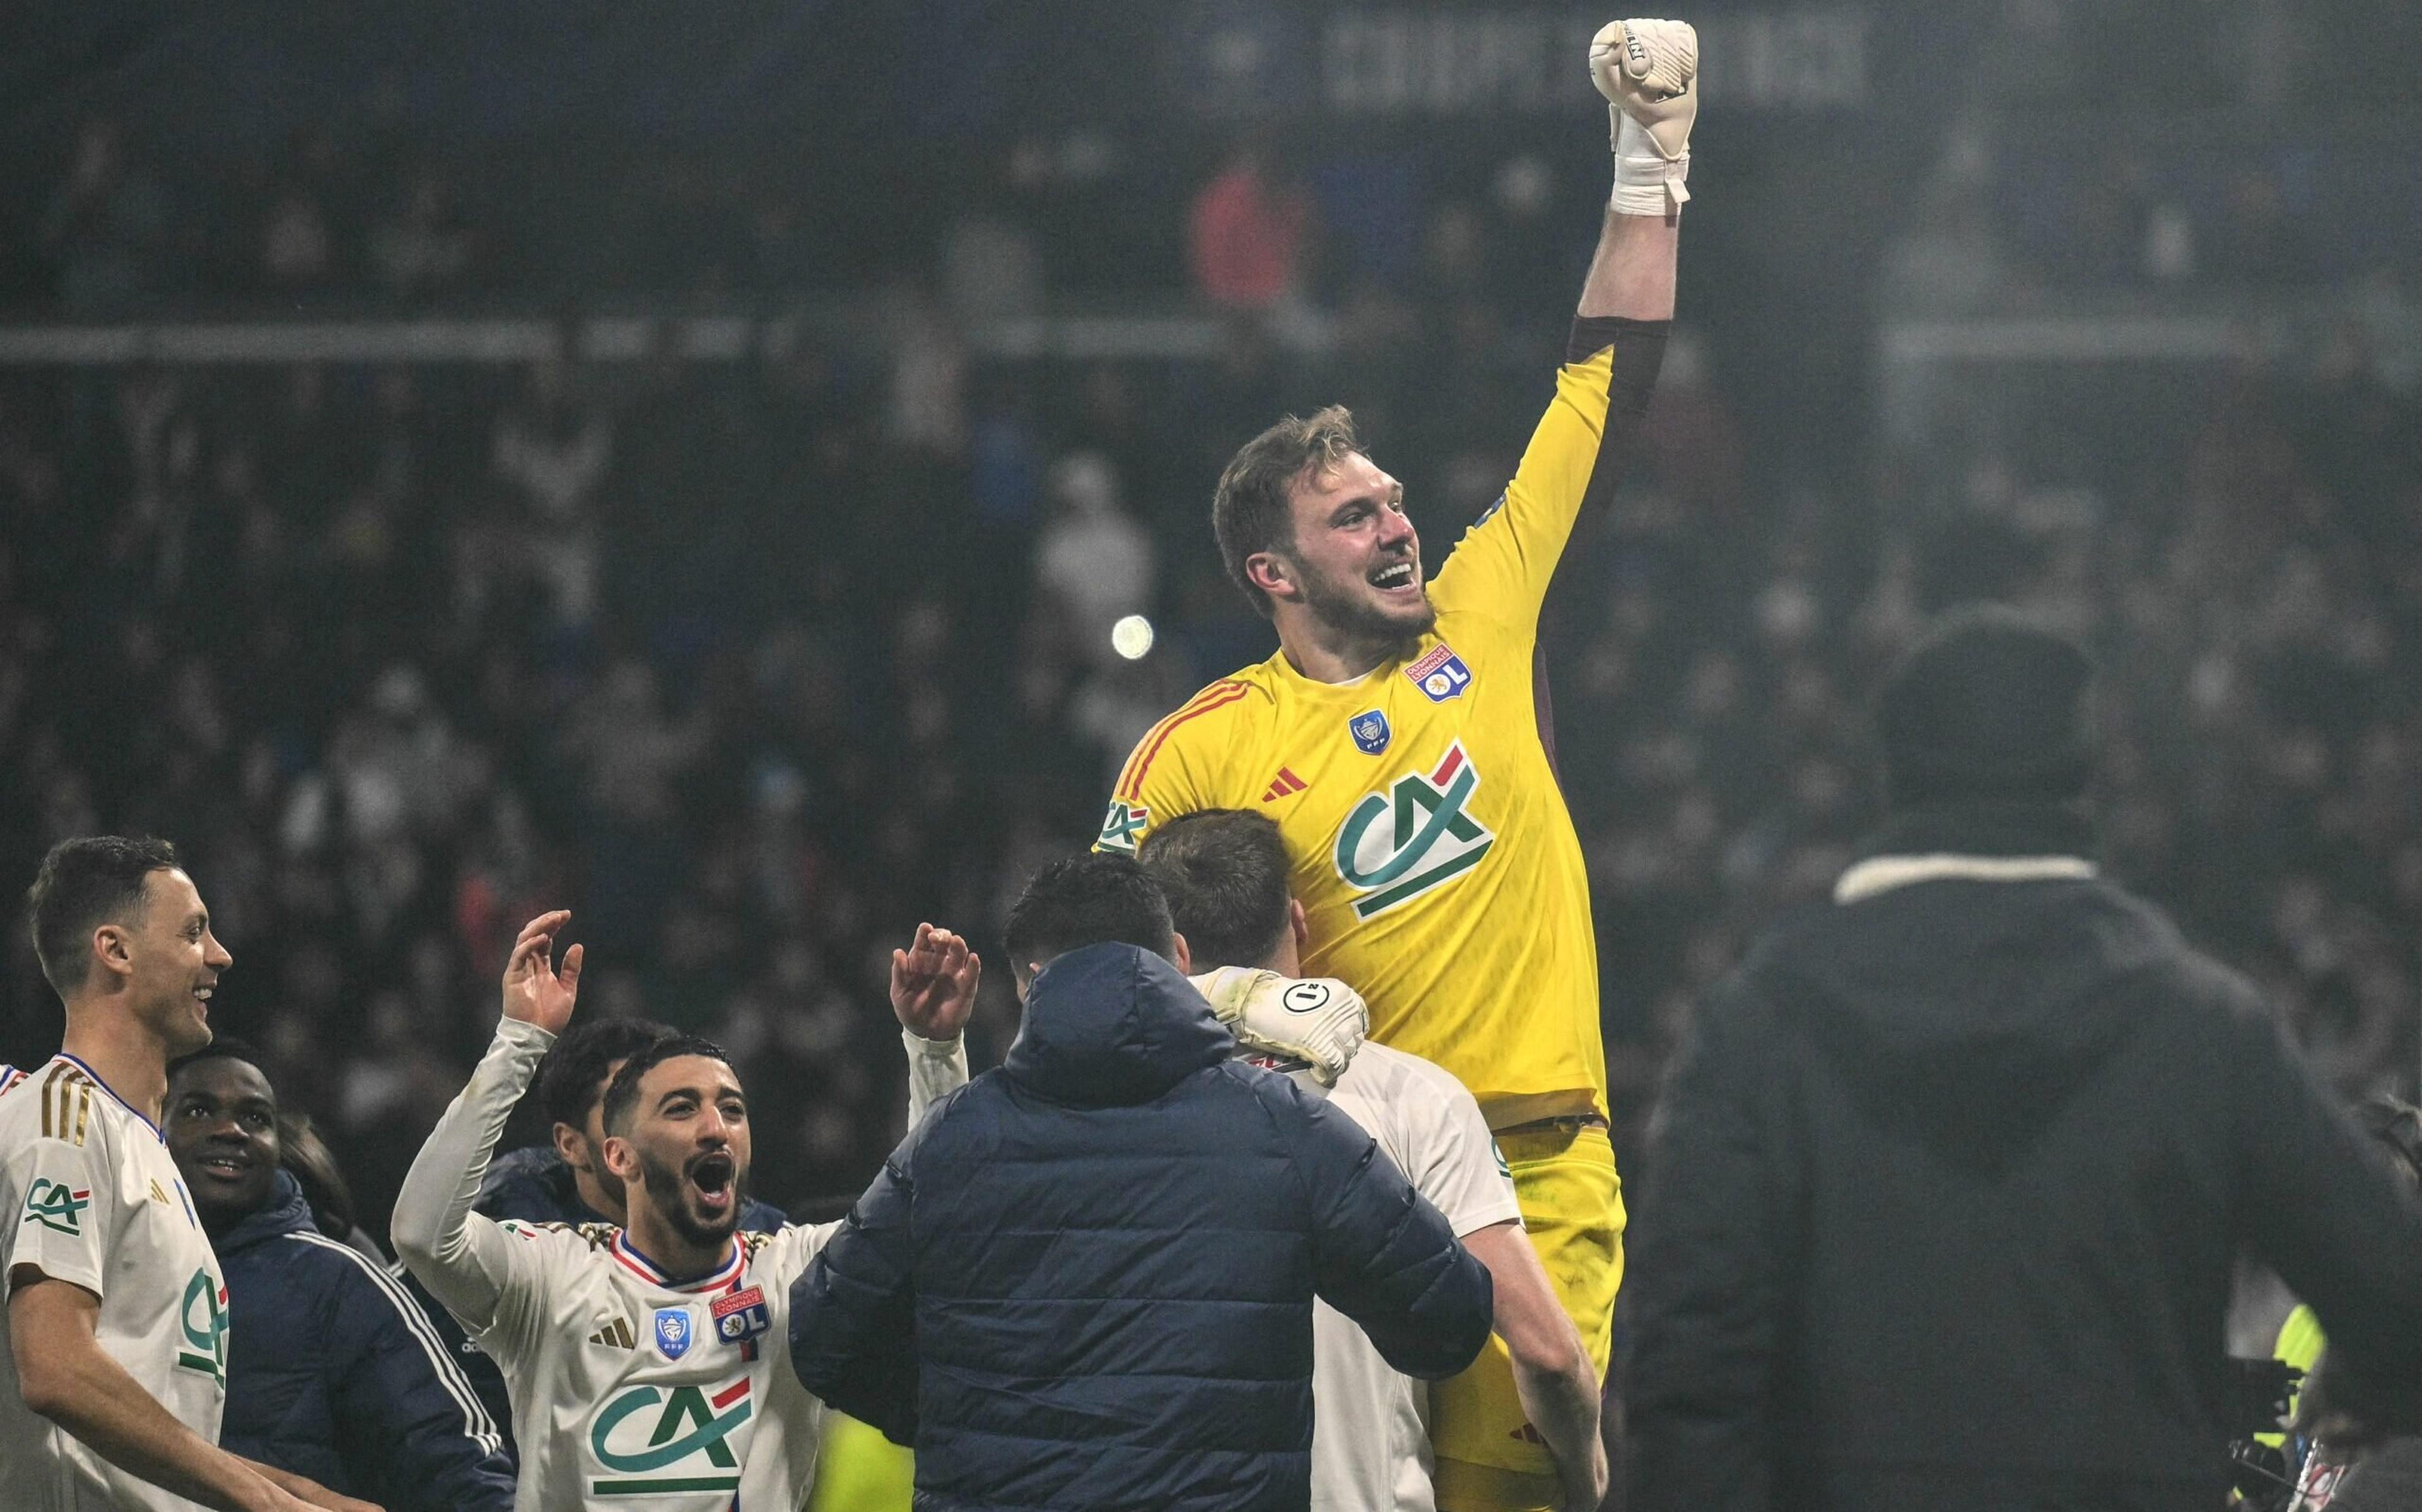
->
<box><xmin>604</xmin><ymin>1055</ymin><xmax>751</xmax><ymax>1254</ymax></box>
<box><xmin>1260</xmin><ymin>451</ymin><xmax>1435</xmax><ymax>651</ymax></box>
<box><xmin>115</xmin><ymin>868</ymin><xmax>232</xmax><ymax>1058</ymax></box>
<box><xmin>167</xmin><ymin>1056</ymin><xmax>279</xmax><ymax>1235</ymax></box>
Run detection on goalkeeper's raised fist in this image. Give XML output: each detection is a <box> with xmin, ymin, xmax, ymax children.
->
<box><xmin>1192</xmin><ymin>967</ymin><xmax>1369</xmax><ymax>1088</ymax></box>
<box><xmin>1590</xmin><ymin>18</ymin><xmax>1698</xmax><ymax>215</ymax></box>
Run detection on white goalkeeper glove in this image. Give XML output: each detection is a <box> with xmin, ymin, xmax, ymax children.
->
<box><xmin>1590</xmin><ymin>18</ymin><xmax>1699</xmax><ymax>216</ymax></box>
<box><xmin>1191</xmin><ymin>967</ymin><xmax>1369</xmax><ymax>1088</ymax></box>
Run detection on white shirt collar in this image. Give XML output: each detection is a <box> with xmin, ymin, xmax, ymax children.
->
<box><xmin>1834</xmin><ymin>853</ymin><xmax>2098</xmax><ymax>905</ymax></box>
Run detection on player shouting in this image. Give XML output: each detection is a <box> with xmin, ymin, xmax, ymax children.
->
<box><xmin>1097</xmin><ymin>20</ymin><xmax>1697</xmax><ymax>1509</ymax></box>
<box><xmin>393</xmin><ymin>913</ymin><xmax>975</xmax><ymax>1510</ymax></box>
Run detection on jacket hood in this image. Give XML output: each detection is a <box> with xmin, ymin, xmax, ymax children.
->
<box><xmin>1003</xmin><ymin>943</ymin><xmax>1235</xmax><ymax>1107</ymax></box>
<box><xmin>1757</xmin><ymin>867</ymin><xmax>2180</xmax><ymax>1172</ymax></box>
<box><xmin>213</xmin><ymin>1168</ymin><xmax>317</xmax><ymax>1254</ymax></box>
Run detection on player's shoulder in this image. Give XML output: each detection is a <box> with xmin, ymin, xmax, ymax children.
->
<box><xmin>0</xmin><ymin>1056</ymin><xmax>124</xmax><ymax>1152</ymax></box>
<box><xmin>1142</xmin><ymin>671</ymin><xmax>1273</xmax><ymax>749</ymax></box>
<box><xmin>1348</xmin><ymin>1041</ymin><xmax>1483</xmax><ymax>1118</ymax></box>
<box><xmin>496</xmin><ymin>1217</ymin><xmax>617</xmax><ymax>1257</ymax></box>
<box><xmin>1109</xmin><ymin>668</ymin><xmax>1275</xmax><ymax>806</ymax></box>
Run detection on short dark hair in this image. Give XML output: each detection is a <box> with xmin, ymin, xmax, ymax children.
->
<box><xmin>1002</xmin><ymin>852</ymin><xmax>1176</xmax><ymax>982</ymax></box>
<box><xmin>28</xmin><ymin>835</ymin><xmax>180</xmax><ymax>996</ymax></box>
<box><xmin>168</xmin><ymin>1035</ymin><xmax>267</xmax><ymax>1083</ymax></box>
<box><xmin>1212</xmin><ymin>405</ymin><xmax>1364</xmax><ymax>617</ymax></box>
<box><xmin>1138</xmin><ymin>810</ymin><xmax>1292</xmax><ymax>972</ymax></box>
<box><xmin>599</xmin><ymin>1033</ymin><xmax>733</xmax><ymax>1137</ymax></box>
<box><xmin>538</xmin><ymin>1017</ymin><xmax>679</xmax><ymax>1132</ymax></box>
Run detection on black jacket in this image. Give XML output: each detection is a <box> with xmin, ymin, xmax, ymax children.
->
<box><xmin>1625</xmin><ymin>806</ymin><xmax>2422</xmax><ymax>1512</ymax></box>
<box><xmin>216</xmin><ymin>1171</ymin><xmax>517</xmax><ymax>1512</ymax></box>
<box><xmin>788</xmin><ymin>943</ymin><xmax>1494</xmax><ymax>1512</ymax></box>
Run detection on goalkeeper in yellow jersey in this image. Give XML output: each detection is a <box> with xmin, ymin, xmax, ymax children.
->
<box><xmin>1096</xmin><ymin>19</ymin><xmax>1697</xmax><ymax>1509</ymax></box>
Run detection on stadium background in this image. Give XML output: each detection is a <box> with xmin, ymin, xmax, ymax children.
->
<box><xmin>1</xmin><ymin>0</ymin><xmax>2419</xmax><ymax>1245</ymax></box>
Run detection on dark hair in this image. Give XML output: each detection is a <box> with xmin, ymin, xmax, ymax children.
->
<box><xmin>1002</xmin><ymin>852</ymin><xmax>1176</xmax><ymax>981</ymax></box>
<box><xmin>1138</xmin><ymin>810</ymin><xmax>1292</xmax><ymax>971</ymax></box>
<box><xmin>167</xmin><ymin>1034</ymin><xmax>266</xmax><ymax>1082</ymax></box>
<box><xmin>28</xmin><ymin>835</ymin><xmax>180</xmax><ymax>995</ymax></box>
<box><xmin>279</xmin><ymin>1112</ymin><xmax>358</xmax><ymax>1241</ymax></box>
<box><xmin>1211</xmin><ymin>405</ymin><xmax>1364</xmax><ymax>617</ymax></box>
<box><xmin>599</xmin><ymin>1033</ymin><xmax>733</xmax><ymax>1137</ymax></box>
<box><xmin>538</xmin><ymin>1016</ymin><xmax>679</xmax><ymax>1133</ymax></box>
<box><xmin>1875</xmin><ymin>605</ymin><xmax>2095</xmax><ymax>808</ymax></box>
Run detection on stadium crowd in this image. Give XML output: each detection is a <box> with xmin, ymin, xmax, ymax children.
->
<box><xmin>1</xmin><ymin>314</ymin><xmax>2414</xmax><ymax>1236</ymax></box>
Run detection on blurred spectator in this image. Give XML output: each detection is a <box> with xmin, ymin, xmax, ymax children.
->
<box><xmin>1188</xmin><ymin>134</ymin><xmax>1313</xmax><ymax>312</ymax></box>
<box><xmin>38</xmin><ymin>119</ymin><xmax>170</xmax><ymax>312</ymax></box>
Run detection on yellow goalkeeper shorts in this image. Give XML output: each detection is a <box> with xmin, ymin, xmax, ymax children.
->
<box><xmin>1429</xmin><ymin>1119</ymin><xmax>1623</xmax><ymax>1512</ymax></box>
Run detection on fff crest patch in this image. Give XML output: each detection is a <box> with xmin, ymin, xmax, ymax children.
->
<box><xmin>1349</xmin><ymin>709</ymin><xmax>1392</xmax><ymax>756</ymax></box>
<box><xmin>653</xmin><ymin>1306</ymin><xmax>695</xmax><ymax>1360</ymax></box>
<box><xmin>712</xmin><ymin>1286</ymin><xmax>771</xmax><ymax>1346</ymax></box>
<box><xmin>1405</xmin><ymin>644</ymin><xmax>1473</xmax><ymax>703</ymax></box>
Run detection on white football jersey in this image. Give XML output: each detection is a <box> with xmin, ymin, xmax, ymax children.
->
<box><xmin>480</xmin><ymin>1218</ymin><xmax>832</xmax><ymax>1510</ymax></box>
<box><xmin>1312</xmin><ymin>1041</ymin><xmax>1522</xmax><ymax>1512</ymax></box>
<box><xmin>395</xmin><ymin>1019</ymin><xmax>968</xmax><ymax>1512</ymax></box>
<box><xmin>0</xmin><ymin>1057</ymin><xmax>228</xmax><ymax>1512</ymax></box>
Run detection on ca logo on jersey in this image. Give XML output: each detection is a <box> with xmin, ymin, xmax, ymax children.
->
<box><xmin>589</xmin><ymin>1376</ymin><xmax>753</xmax><ymax>1498</ymax></box>
<box><xmin>1097</xmin><ymin>799</ymin><xmax>1148</xmax><ymax>854</ymax></box>
<box><xmin>20</xmin><ymin>1177</ymin><xmax>90</xmax><ymax>1236</ymax></box>
<box><xmin>1333</xmin><ymin>741</ymin><xmax>1496</xmax><ymax>919</ymax></box>
<box><xmin>177</xmin><ymin>1269</ymin><xmax>228</xmax><ymax>1386</ymax></box>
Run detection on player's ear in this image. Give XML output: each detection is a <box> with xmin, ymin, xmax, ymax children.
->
<box><xmin>1288</xmin><ymin>899</ymin><xmax>1309</xmax><ymax>958</ymax></box>
<box><xmin>1245</xmin><ymin>551</ymin><xmax>1299</xmax><ymax>605</ymax></box>
<box><xmin>600</xmin><ymin>1134</ymin><xmax>638</xmax><ymax>1182</ymax></box>
<box><xmin>552</xmin><ymin>1120</ymin><xmax>589</xmax><ymax>1173</ymax></box>
<box><xmin>91</xmin><ymin>922</ymin><xmax>137</xmax><ymax>982</ymax></box>
<box><xmin>1169</xmin><ymin>931</ymin><xmax>1192</xmax><ymax>974</ymax></box>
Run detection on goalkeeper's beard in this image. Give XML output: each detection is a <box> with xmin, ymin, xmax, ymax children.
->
<box><xmin>1296</xmin><ymin>558</ymin><xmax>1434</xmax><ymax>661</ymax></box>
<box><xmin>635</xmin><ymin>1148</ymin><xmax>747</xmax><ymax>1250</ymax></box>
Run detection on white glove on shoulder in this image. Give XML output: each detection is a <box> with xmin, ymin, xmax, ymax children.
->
<box><xmin>1191</xmin><ymin>967</ymin><xmax>1370</xmax><ymax>1088</ymax></box>
<box><xmin>1590</xmin><ymin>18</ymin><xmax>1699</xmax><ymax>216</ymax></box>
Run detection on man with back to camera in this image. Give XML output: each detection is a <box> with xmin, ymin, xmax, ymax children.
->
<box><xmin>1141</xmin><ymin>808</ymin><xmax>1606</xmax><ymax>1512</ymax></box>
<box><xmin>163</xmin><ymin>1036</ymin><xmax>515</xmax><ymax>1511</ymax></box>
<box><xmin>787</xmin><ymin>851</ymin><xmax>1497</xmax><ymax>1512</ymax></box>
<box><xmin>1099</xmin><ymin>21</ymin><xmax>1698</xmax><ymax>1506</ymax></box>
<box><xmin>0</xmin><ymin>835</ymin><xmax>373</xmax><ymax>1512</ymax></box>
<box><xmin>391</xmin><ymin>910</ymin><xmax>976</xmax><ymax>1509</ymax></box>
<box><xmin>1623</xmin><ymin>607</ymin><xmax>2422</xmax><ymax>1512</ymax></box>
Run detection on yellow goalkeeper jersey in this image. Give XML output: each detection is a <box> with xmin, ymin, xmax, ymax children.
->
<box><xmin>1101</xmin><ymin>335</ymin><xmax>1640</xmax><ymax>1124</ymax></box>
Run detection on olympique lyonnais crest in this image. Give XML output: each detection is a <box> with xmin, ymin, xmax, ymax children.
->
<box><xmin>1405</xmin><ymin>643</ymin><xmax>1473</xmax><ymax>703</ymax></box>
<box><xmin>654</xmin><ymin>1305</ymin><xmax>694</xmax><ymax>1360</ymax></box>
<box><xmin>713</xmin><ymin>1286</ymin><xmax>771</xmax><ymax>1346</ymax></box>
<box><xmin>1350</xmin><ymin>709</ymin><xmax>1393</xmax><ymax>756</ymax></box>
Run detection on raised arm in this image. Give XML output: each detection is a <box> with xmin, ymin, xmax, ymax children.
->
<box><xmin>1435</xmin><ymin>20</ymin><xmax>1691</xmax><ymax>623</ymax></box>
<box><xmin>393</xmin><ymin>912</ymin><xmax>582</xmax><ymax>1335</ymax></box>
<box><xmin>892</xmin><ymin>921</ymin><xmax>977</xmax><ymax>1124</ymax></box>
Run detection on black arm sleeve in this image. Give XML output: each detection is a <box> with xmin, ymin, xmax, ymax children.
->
<box><xmin>788</xmin><ymin>1136</ymin><xmax>923</xmax><ymax>1445</ymax></box>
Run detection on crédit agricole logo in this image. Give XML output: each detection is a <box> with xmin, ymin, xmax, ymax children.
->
<box><xmin>1332</xmin><ymin>741</ymin><xmax>1495</xmax><ymax>918</ymax></box>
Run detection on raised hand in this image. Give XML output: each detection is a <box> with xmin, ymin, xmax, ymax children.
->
<box><xmin>500</xmin><ymin>910</ymin><xmax>583</xmax><ymax>1035</ymax></box>
<box><xmin>891</xmin><ymin>922</ymin><xmax>981</xmax><ymax>1042</ymax></box>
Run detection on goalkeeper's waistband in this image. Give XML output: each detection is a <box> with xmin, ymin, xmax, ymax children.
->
<box><xmin>1496</xmin><ymin>1112</ymin><xmax>1608</xmax><ymax>1137</ymax></box>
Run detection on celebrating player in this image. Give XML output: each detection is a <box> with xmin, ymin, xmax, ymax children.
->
<box><xmin>2</xmin><ymin>836</ymin><xmax>371</xmax><ymax>1512</ymax></box>
<box><xmin>1097</xmin><ymin>19</ymin><xmax>1697</xmax><ymax>1508</ymax></box>
<box><xmin>1144</xmin><ymin>810</ymin><xmax>1607</xmax><ymax>1512</ymax></box>
<box><xmin>391</xmin><ymin>911</ymin><xmax>974</xmax><ymax>1510</ymax></box>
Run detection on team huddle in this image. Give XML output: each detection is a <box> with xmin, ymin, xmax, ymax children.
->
<box><xmin>1</xmin><ymin>18</ymin><xmax>1698</xmax><ymax>1512</ymax></box>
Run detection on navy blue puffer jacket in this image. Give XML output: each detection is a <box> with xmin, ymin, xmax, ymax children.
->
<box><xmin>215</xmin><ymin>1171</ymin><xmax>517</xmax><ymax>1511</ymax></box>
<box><xmin>789</xmin><ymin>943</ymin><xmax>1493</xmax><ymax>1512</ymax></box>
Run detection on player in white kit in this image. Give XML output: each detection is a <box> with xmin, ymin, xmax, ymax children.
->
<box><xmin>394</xmin><ymin>910</ymin><xmax>976</xmax><ymax>1511</ymax></box>
<box><xmin>3</xmin><ymin>836</ymin><xmax>369</xmax><ymax>1512</ymax></box>
<box><xmin>1140</xmin><ymin>811</ymin><xmax>1607</xmax><ymax>1512</ymax></box>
